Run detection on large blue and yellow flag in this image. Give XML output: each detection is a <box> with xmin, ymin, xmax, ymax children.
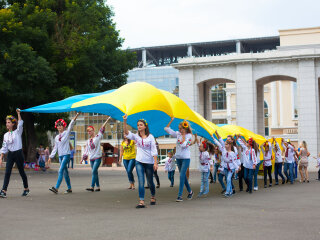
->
<box><xmin>23</xmin><ymin>81</ymin><xmax>273</xmax><ymax>145</ymax></box>
<box><xmin>23</xmin><ymin>82</ymin><xmax>222</xmax><ymax>140</ymax></box>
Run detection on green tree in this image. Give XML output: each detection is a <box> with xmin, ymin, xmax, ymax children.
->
<box><xmin>0</xmin><ymin>0</ymin><xmax>136</xmax><ymax>161</ymax></box>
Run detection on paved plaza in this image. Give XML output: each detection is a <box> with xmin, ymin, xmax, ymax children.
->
<box><xmin>0</xmin><ymin>165</ymin><xmax>319</xmax><ymax>240</ymax></box>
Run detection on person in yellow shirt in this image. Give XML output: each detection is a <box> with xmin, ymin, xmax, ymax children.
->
<box><xmin>119</xmin><ymin>137</ymin><xmax>136</xmax><ymax>189</ymax></box>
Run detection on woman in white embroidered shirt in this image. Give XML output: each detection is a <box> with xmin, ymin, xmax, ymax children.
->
<box><xmin>123</xmin><ymin>114</ymin><xmax>158</xmax><ymax>208</ymax></box>
<box><xmin>0</xmin><ymin>109</ymin><xmax>29</xmax><ymax>198</ymax></box>
<box><xmin>165</xmin><ymin>117</ymin><xmax>194</xmax><ymax>202</ymax></box>
<box><xmin>48</xmin><ymin>113</ymin><xmax>79</xmax><ymax>194</ymax></box>
<box><xmin>213</xmin><ymin>130</ymin><xmax>239</xmax><ymax>198</ymax></box>
<box><xmin>260</xmin><ymin>141</ymin><xmax>273</xmax><ymax>188</ymax></box>
<box><xmin>81</xmin><ymin>117</ymin><xmax>110</xmax><ymax>192</ymax></box>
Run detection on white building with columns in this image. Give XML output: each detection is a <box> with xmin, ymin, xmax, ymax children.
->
<box><xmin>173</xmin><ymin>27</ymin><xmax>320</xmax><ymax>169</ymax></box>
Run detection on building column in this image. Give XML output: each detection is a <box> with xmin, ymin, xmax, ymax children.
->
<box><xmin>142</xmin><ymin>48</ymin><xmax>147</xmax><ymax>67</ymax></box>
<box><xmin>236</xmin><ymin>63</ymin><xmax>258</xmax><ymax>133</ymax></box>
<box><xmin>279</xmin><ymin>81</ymin><xmax>284</xmax><ymax>127</ymax></box>
<box><xmin>271</xmin><ymin>82</ymin><xmax>278</xmax><ymax>127</ymax></box>
<box><xmin>178</xmin><ymin>68</ymin><xmax>198</xmax><ymax>168</ymax></box>
<box><xmin>236</xmin><ymin>41</ymin><xmax>242</xmax><ymax>54</ymax></box>
<box><xmin>187</xmin><ymin>44</ymin><xmax>193</xmax><ymax>57</ymax></box>
<box><xmin>226</xmin><ymin>91</ymin><xmax>232</xmax><ymax>124</ymax></box>
<box><xmin>256</xmin><ymin>84</ymin><xmax>264</xmax><ymax>136</ymax></box>
<box><xmin>297</xmin><ymin>59</ymin><xmax>319</xmax><ymax>168</ymax></box>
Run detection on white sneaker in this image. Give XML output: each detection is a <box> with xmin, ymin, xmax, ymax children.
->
<box><xmin>254</xmin><ymin>186</ymin><xmax>258</xmax><ymax>191</ymax></box>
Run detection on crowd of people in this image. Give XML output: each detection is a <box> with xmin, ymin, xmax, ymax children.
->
<box><xmin>0</xmin><ymin>111</ymin><xmax>320</xmax><ymax>208</ymax></box>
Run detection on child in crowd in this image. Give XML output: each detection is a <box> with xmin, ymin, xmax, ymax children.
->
<box><xmin>164</xmin><ymin>151</ymin><xmax>176</xmax><ymax>187</ymax></box>
<box><xmin>195</xmin><ymin>136</ymin><xmax>213</xmax><ymax>197</ymax></box>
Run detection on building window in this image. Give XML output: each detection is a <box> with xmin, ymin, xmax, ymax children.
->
<box><xmin>158</xmin><ymin>148</ymin><xmax>175</xmax><ymax>161</ymax></box>
<box><xmin>264</xmin><ymin>100</ymin><xmax>269</xmax><ymax>136</ymax></box>
<box><xmin>212</xmin><ymin>119</ymin><xmax>227</xmax><ymax>125</ymax></box>
<box><xmin>89</xmin><ymin>113</ymin><xmax>102</xmax><ymax>116</ymax></box>
<box><xmin>212</xmin><ymin>84</ymin><xmax>226</xmax><ymax>110</ymax></box>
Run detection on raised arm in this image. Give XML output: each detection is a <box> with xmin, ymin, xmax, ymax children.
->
<box><xmin>101</xmin><ymin>116</ymin><xmax>111</xmax><ymax>129</ymax></box>
<box><xmin>16</xmin><ymin>108</ymin><xmax>22</xmax><ymax>121</ymax></box>
<box><xmin>123</xmin><ymin>114</ymin><xmax>129</xmax><ymax>135</ymax></box>
<box><xmin>164</xmin><ymin>117</ymin><xmax>178</xmax><ymax>138</ymax></box>
<box><xmin>66</xmin><ymin>112</ymin><xmax>79</xmax><ymax>135</ymax></box>
<box><xmin>236</xmin><ymin>136</ymin><xmax>247</xmax><ymax>152</ymax></box>
<box><xmin>166</xmin><ymin>117</ymin><xmax>174</xmax><ymax>128</ymax></box>
<box><xmin>16</xmin><ymin>109</ymin><xmax>24</xmax><ymax>135</ymax></box>
<box><xmin>192</xmin><ymin>134</ymin><xmax>199</xmax><ymax>145</ymax></box>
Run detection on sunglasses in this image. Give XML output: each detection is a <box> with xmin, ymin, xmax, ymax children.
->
<box><xmin>56</xmin><ymin>123</ymin><xmax>63</xmax><ymax>127</ymax></box>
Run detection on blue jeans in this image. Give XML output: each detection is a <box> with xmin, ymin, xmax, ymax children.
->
<box><xmin>176</xmin><ymin>159</ymin><xmax>192</xmax><ymax>197</ymax></box>
<box><xmin>284</xmin><ymin>162</ymin><xmax>294</xmax><ymax>183</ymax></box>
<box><xmin>200</xmin><ymin>171</ymin><xmax>210</xmax><ymax>194</ymax></box>
<box><xmin>218</xmin><ymin>173</ymin><xmax>226</xmax><ymax>190</ymax></box>
<box><xmin>168</xmin><ymin>170</ymin><xmax>175</xmax><ymax>186</ymax></box>
<box><xmin>123</xmin><ymin>159</ymin><xmax>135</xmax><ymax>183</ymax></box>
<box><xmin>90</xmin><ymin>158</ymin><xmax>101</xmax><ymax>188</ymax></box>
<box><xmin>67</xmin><ymin>158</ymin><xmax>74</xmax><ymax>168</ymax></box>
<box><xmin>213</xmin><ymin>163</ymin><xmax>219</xmax><ymax>182</ymax></box>
<box><xmin>135</xmin><ymin>161</ymin><xmax>155</xmax><ymax>200</ymax></box>
<box><xmin>224</xmin><ymin>168</ymin><xmax>235</xmax><ymax>195</ymax></box>
<box><xmin>244</xmin><ymin>167</ymin><xmax>253</xmax><ymax>191</ymax></box>
<box><xmin>274</xmin><ymin>162</ymin><xmax>285</xmax><ymax>183</ymax></box>
<box><xmin>56</xmin><ymin>155</ymin><xmax>71</xmax><ymax>190</ymax></box>
<box><xmin>294</xmin><ymin>162</ymin><xmax>298</xmax><ymax>179</ymax></box>
<box><xmin>254</xmin><ymin>160</ymin><xmax>263</xmax><ymax>188</ymax></box>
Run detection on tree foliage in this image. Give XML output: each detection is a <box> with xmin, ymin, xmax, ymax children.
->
<box><xmin>0</xmin><ymin>0</ymin><xmax>136</xmax><ymax>161</ymax></box>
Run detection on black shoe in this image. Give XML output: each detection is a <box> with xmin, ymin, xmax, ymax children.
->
<box><xmin>95</xmin><ymin>188</ymin><xmax>101</xmax><ymax>192</ymax></box>
<box><xmin>0</xmin><ymin>190</ymin><xmax>7</xmax><ymax>198</ymax></box>
<box><xmin>176</xmin><ymin>196</ymin><xmax>183</xmax><ymax>202</ymax></box>
<box><xmin>187</xmin><ymin>191</ymin><xmax>194</xmax><ymax>200</ymax></box>
<box><xmin>156</xmin><ymin>185</ymin><xmax>160</xmax><ymax>189</ymax></box>
<box><xmin>269</xmin><ymin>184</ymin><xmax>272</xmax><ymax>187</ymax></box>
<box><xmin>282</xmin><ymin>179</ymin><xmax>285</xmax><ymax>184</ymax></box>
<box><xmin>246</xmin><ymin>188</ymin><xmax>249</xmax><ymax>192</ymax></box>
<box><xmin>221</xmin><ymin>189</ymin><xmax>226</xmax><ymax>194</ymax></box>
<box><xmin>64</xmin><ymin>189</ymin><xmax>72</xmax><ymax>194</ymax></box>
<box><xmin>170</xmin><ymin>185</ymin><xmax>173</xmax><ymax>187</ymax></box>
<box><xmin>210</xmin><ymin>180</ymin><xmax>214</xmax><ymax>183</ymax></box>
<box><xmin>22</xmin><ymin>190</ymin><xmax>30</xmax><ymax>197</ymax></box>
<box><xmin>232</xmin><ymin>189</ymin><xmax>236</xmax><ymax>194</ymax></box>
<box><xmin>145</xmin><ymin>186</ymin><xmax>149</xmax><ymax>189</ymax></box>
<box><xmin>136</xmin><ymin>203</ymin><xmax>145</xmax><ymax>208</ymax></box>
<box><xmin>264</xmin><ymin>185</ymin><xmax>267</xmax><ymax>188</ymax></box>
<box><xmin>49</xmin><ymin>187</ymin><xmax>58</xmax><ymax>194</ymax></box>
<box><xmin>86</xmin><ymin>188</ymin><xmax>94</xmax><ymax>192</ymax></box>
<box><xmin>249</xmin><ymin>190</ymin><xmax>252</xmax><ymax>194</ymax></box>
<box><xmin>150</xmin><ymin>198</ymin><xmax>156</xmax><ymax>205</ymax></box>
<box><xmin>286</xmin><ymin>179</ymin><xmax>289</xmax><ymax>183</ymax></box>
<box><xmin>239</xmin><ymin>188</ymin><xmax>243</xmax><ymax>192</ymax></box>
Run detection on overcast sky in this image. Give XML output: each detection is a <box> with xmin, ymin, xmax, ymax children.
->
<box><xmin>107</xmin><ymin>0</ymin><xmax>319</xmax><ymax>49</ymax></box>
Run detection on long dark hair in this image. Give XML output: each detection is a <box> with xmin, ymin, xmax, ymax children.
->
<box><xmin>122</xmin><ymin>137</ymin><xmax>133</xmax><ymax>146</ymax></box>
<box><xmin>137</xmin><ymin>120</ymin><xmax>150</xmax><ymax>137</ymax></box>
<box><xmin>227</xmin><ymin>135</ymin><xmax>237</xmax><ymax>150</ymax></box>
<box><xmin>207</xmin><ymin>142</ymin><xmax>215</xmax><ymax>155</ymax></box>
